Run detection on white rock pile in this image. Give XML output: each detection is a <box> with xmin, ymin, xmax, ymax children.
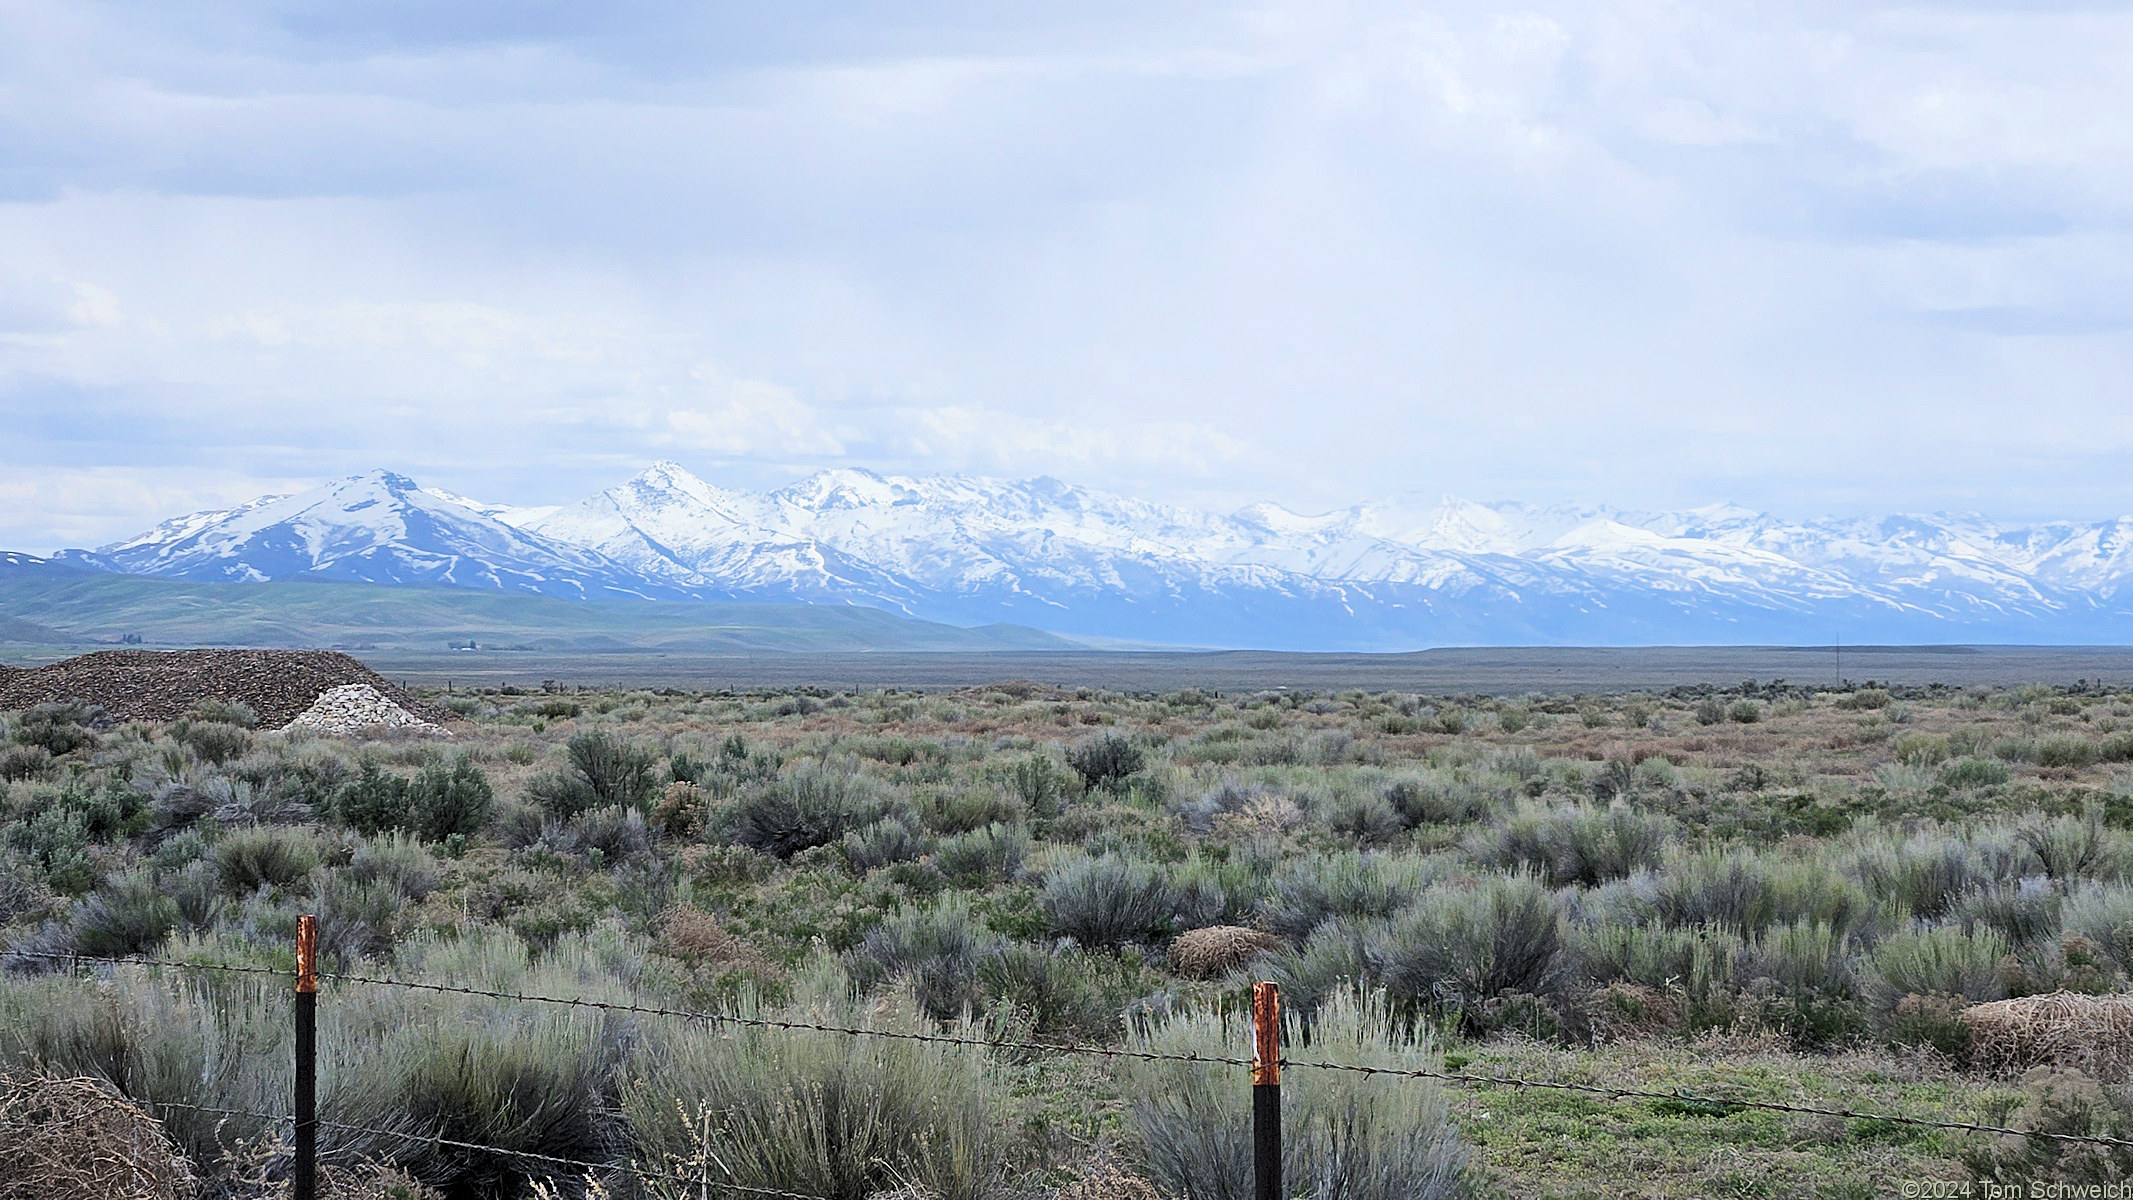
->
<box><xmin>281</xmin><ymin>683</ymin><xmax>446</xmax><ymax>737</ymax></box>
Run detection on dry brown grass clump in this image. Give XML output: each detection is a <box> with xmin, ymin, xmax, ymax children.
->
<box><xmin>1168</xmin><ymin>924</ymin><xmax>1280</xmax><ymax>980</ymax></box>
<box><xmin>1965</xmin><ymin>990</ymin><xmax>2133</xmax><ymax>1082</ymax></box>
<box><xmin>0</xmin><ymin>1073</ymin><xmax>194</xmax><ymax>1200</ymax></box>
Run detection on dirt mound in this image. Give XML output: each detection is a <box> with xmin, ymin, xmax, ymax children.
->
<box><xmin>0</xmin><ymin>1073</ymin><xmax>194</xmax><ymax>1200</ymax></box>
<box><xmin>0</xmin><ymin>649</ymin><xmax>443</xmax><ymax>728</ymax></box>
<box><xmin>1965</xmin><ymin>990</ymin><xmax>2133</xmax><ymax>1082</ymax></box>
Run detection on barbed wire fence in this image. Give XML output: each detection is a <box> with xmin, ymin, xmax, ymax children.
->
<box><xmin>10</xmin><ymin>936</ymin><xmax>2130</xmax><ymax>1200</ymax></box>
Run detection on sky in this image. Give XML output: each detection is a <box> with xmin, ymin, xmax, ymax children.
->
<box><xmin>3</xmin><ymin>1</ymin><xmax>2132</xmax><ymax>553</ymax></box>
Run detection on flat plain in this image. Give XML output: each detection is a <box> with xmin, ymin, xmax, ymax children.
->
<box><xmin>356</xmin><ymin>644</ymin><xmax>2133</xmax><ymax>694</ymax></box>
<box><xmin>7</xmin><ymin>667</ymin><xmax>2133</xmax><ymax>1197</ymax></box>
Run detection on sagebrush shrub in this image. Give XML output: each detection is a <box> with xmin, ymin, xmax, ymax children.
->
<box><xmin>622</xmin><ymin>960</ymin><xmax>1010</xmax><ymax>1200</ymax></box>
<box><xmin>175</xmin><ymin>721</ymin><xmax>251</xmax><ymax>765</ymax></box>
<box><xmin>1941</xmin><ymin>757</ymin><xmax>2011</xmax><ymax>788</ymax></box>
<box><xmin>980</xmin><ymin>942</ymin><xmax>1140</xmax><ymax>1039</ymax></box>
<box><xmin>1259</xmin><ymin>852</ymin><xmax>1429</xmax><ymax>943</ymax></box>
<box><xmin>68</xmin><ymin>869</ymin><xmax>179</xmax><ymax>957</ymax></box>
<box><xmin>1487</xmin><ymin>801</ymin><xmax>1672</xmax><ymax>887</ymax></box>
<box><xmin>1368</xmin><ymin>875</ymin><xmax>1570</xmax><ymax>1020</ymax></box>
<box><xmin>936</xmin><ymin>822</ymin><xmax>1028</xmax><ymax>885</ymax></box>
<box><xmin>1042</xmin><ymin>855</ymin><xmax>1177</xmax><ymax>948</ymax></box>
<box><xmin>213</xmin><ymin>826</ymin><xmax>320</xmax><ymax>896</ymax></box>
<box><xmin>847</xmin><ymin>895</ymin><xmax>1002</xmax><ymax>1020</ymax></box>
<box><xmin>733</xmin><ymin>763</ymin><xmax>890</xmax><ymax>858</ymax></box>
<box><xmin>844</xmin><ymin>815</ymin><xmax>928</xmax><ymax>871</ymax></box>
<box><xmin>1868</xmin><ymin>924</ymin><xmax>2010</xmax><ymax>1007</ymax></box>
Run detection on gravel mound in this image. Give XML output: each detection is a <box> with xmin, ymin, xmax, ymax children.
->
<box><xmin>283</xmin><ymin>683</ymin><xmax>444</xmax><ymax>736</ymax></box>
<box><xmin>0</xmin><ymin>649</ymin><xmax>443</xmax><ymax>728</ymax></box>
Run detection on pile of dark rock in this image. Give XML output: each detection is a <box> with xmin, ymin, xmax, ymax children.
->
<box><xmin>0</xmin><ymin>649</ymin><xmax>443</xmax><ymax>728</ymax></box>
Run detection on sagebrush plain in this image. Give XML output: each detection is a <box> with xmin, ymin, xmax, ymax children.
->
<box><xmin>8</xmin><ymin>677</ymin><xmax>2133</xmax><ymax>1197</ymax></box>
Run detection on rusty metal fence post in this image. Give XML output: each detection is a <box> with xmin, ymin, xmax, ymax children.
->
<box><xmin>294</xmin><ymin>913</ymin><xmax>318</xmax><ymax>1200</ymax></box>
<box><xmin>1251</xmin><ymin>980</ymin><xmax>1281</xmax><ymax>1200</ymax></box>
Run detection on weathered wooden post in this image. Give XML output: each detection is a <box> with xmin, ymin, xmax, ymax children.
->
<box><xmin>294</xmin><ymin>913</ymin><xmax>317</xmax><ymax>1200</ymax></box>
<box><xmin>1252</xmin><ymin>980</ymin><xmax>1281</xmax><ymax>1200</ymax></box>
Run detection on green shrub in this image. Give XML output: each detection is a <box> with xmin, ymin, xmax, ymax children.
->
<box><xmin>213</xmin><ymin>826</ymin><xmax>321</xmax><ymax>896</ymax></box>
<box><xmin>1041</xmin><ymin>854</ymin><xmax>1177</xmax><ymax>948</ymax></box>
<box><xmin>622</xmin><ymin>960</ymin><xmax>1010</xmax><ymax>1200</ymax></box>
<box><xmin>1122</xmin><ymin>986</ymin><xmax>1470</xmax><ymax>1200</ymax></box>
<box><xmin>1576</xmin><ymin>921</ymin><xmax>1743</xmax><ymax>1026</ymax></box>
<box><xmin>409</xmin><ymin>756</ymin><xmax>493</xmax><ymax>842</ymax></box>
<box><xmin>176</xmin><ymin>720</ymin><xmax>251</xmax><ymax>765</ymax></box>
<box><xmin>1</xmin><ymin>806</ymin><xmax>97</xmax><ymax>894</ymax></box>
<box><xmin>733</xmin><ymin>763</ymin><xmax>890</xmax><ymax>858</ymax></box>
<box><xmin>2061</xmin><ymin>883</ymin><xmax>2133</xmax><ymax>976</ymax></box>
<box><xmin>1951</xmin><ymin>879</ymin><xmax>2063</xmax><ymax>950</ymax></box>
<box><xmin>565</xmin><ymin>730</ymin><xmax>657</xmax><ymax>809</ymax></box>
<box><xmin>526</xmin><ymin>731</ymin><xmax>658</xmax><ymax>819</ymax></box>
<box><xmin>2036</xmin><ymin>736</ymin><xmax>2100</xmax><ymax>770</ymax></box>
<box><xmin>11</xmin><ymin>703</ymin><xmax>101</xmax><ymax>757</ymax></box>
<box><xmin>186</xmin><ymin>699</ymin><xmax>259</xmax><ymax>728</ymax></box>
<box><xmin>998</xmin><ymin>754</ymin><xmax>1075</xmax><ymax>817</ymax></box>
<box><xmin>1894</xmin><ymin>734</ymin><xmax>1950</xmax><ymax>767</ymax></box>
<box><xmin>1382</xmin><ymin>773</ymin><xmax>1494</xmax><ymax>826</ymax></box>
<box><xmin>1940</xmin><ymin>757</ymin><xmax>2010</xmax><ymax>788</ymax></box>
<box><xmin>1067</xmin><ymin>733</ymin><xmax>1145</xmax><ymax>793</ymax></box>
<box><xmin>1728</xmin><ymin>700</ymin><xmax>1763</xmax><ymax>724</ymax></box>
<box><xmin>0</xmin><ymin>744</ymin><xmax>54</xmax><ymax>781</ymax></box>
<box><xmin>1694</xmin><ymin>697</ymin><xmax>1728</xmax><ymax>726</ymax></box>
<box><xmin>334</xmin><ymin>761</ymin><xmax>412</xmax><ymax>835</ymax></box>
<box><xmin>1842</xmin><ymin>689</ymin><xmax>1892</xmax><ymax>711</ymax></box>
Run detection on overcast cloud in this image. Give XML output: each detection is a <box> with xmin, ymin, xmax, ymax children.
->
<box><xmin>3</xmin><ymin>1</ymin><xmax>2131</xmax><ymax>552</ymax></box>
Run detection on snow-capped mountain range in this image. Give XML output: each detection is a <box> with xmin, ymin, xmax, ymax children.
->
<box><xmin>44</xmin><ymin>464</ymin><xmax>2133</xmax><ymax>649</ymax></box>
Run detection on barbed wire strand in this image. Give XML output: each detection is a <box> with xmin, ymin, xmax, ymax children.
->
<box><xmin>30</xmin><ymin>949</ymin><xmax>2133</xmax><ymax>1150</ymax></box>
<box><xmin>147</xmin><ymin>1099</ymin><xmax>831</xmax><ymax>1200</ymax></box>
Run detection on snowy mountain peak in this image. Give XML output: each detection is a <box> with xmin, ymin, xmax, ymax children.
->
<box><xmin>49</xmin><ymin>463</ymin><xmax>2133</xmax><ymax>649</ymax></box>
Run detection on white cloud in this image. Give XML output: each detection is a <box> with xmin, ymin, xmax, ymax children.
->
<box><xmin>664</xmin><ymin>373</ymin><xmax>849</xmax><ymax>457</ymax></box>
<box><xmin>893</xmin><ymin>405</ymin><xmax>1247</xmax><ymax>476</ymax></box>
<box><xmin>5</xmin><ymin>0</ymin><xmax>2133</xmax><ymax>545</ymax></box>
